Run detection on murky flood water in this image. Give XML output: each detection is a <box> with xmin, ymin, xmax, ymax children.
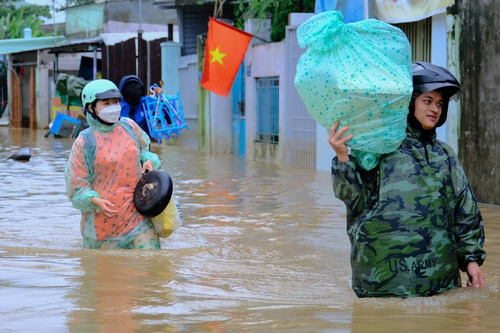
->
<box><xmin>1</xmin><ymin>126</ymin><xmax>499</xmax><ymax>332</ymax></box>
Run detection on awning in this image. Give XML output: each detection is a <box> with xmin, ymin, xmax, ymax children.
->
<box><xmin>48</xmin><ymin>36</ymin><xmax>103</xmax><ymax>54</ymax></box>
<box><xmin>153</xmin><ymin>0</ymin><xmax>214</xmax><ymax>8</ymax></box>
<box><xmin>0</xmin><ymin>36</ymin><xmax>66</xmax><ymax>55</ymax></box>
<box><xmin>373</xmin><ymin>0</ymin><xmax>455</xmax><ymax>23</ymax></box>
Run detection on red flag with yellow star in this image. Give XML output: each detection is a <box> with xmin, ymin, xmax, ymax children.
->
<box><xmin>201</xmin><ymin>18</ymin><xmax>252</xmax><ymax>97</ymax></box>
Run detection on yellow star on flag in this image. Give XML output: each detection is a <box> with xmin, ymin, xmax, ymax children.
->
<box><xmin>209</xmin><ymin>46</ymin><xmax>227</xmax><ymax>65</ymax></box>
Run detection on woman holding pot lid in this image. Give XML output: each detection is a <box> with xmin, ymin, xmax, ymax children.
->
<box><xmin>65</xmin><ymin>79</ymin><xmax>163</xmax><ymax>249</ymax></box>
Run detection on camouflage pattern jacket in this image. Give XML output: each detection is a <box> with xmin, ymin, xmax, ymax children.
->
<box><xmin>331</xmin><ymin>125</ymin><xmax>486</xmax><ymax>298</ymax></box>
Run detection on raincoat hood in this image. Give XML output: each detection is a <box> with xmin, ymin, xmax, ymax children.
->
<box><xmin>118</xmin><ymin>75</ymin><xmax>144</xmax><ymax>91</ymax></box>
<box><xmin>119</xmin><ymin>75</ymin><xmax>145</xmax><ymax>106</ymax></box>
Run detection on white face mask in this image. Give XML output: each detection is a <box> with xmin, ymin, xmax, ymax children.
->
<box><xmin>97</xmin><ymin>104</ymin><xmax>121</xmax><ymax>123</ymax></box>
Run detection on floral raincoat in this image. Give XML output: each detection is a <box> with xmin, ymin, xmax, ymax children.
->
<box><xmin>65</xmin><ymin>113</ymin><xmax>161</xmax><ymax>248</ymax></box>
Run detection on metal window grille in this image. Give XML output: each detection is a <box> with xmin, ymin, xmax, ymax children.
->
<box><xmin>286</xmin><ymin>27</ymin><xmax>317</xmax><ymax>168</ymax></box>
<box><xmin>256</xmin><ymin>77</ymin><xmax>279</xmax><ymax>144</ymax></box>
<box><xmin>394</xmin><ymin>17</ymin><xmax>432</xmax><ymax>62</ymax></box>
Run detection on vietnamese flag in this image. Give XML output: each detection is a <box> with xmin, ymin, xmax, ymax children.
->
<box><xmin>201</xmin><ymin>18</ymin><xmax>252</xmax><ymax>97</ymax></box>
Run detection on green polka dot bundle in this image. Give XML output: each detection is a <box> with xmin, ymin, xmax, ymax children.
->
<box><xmin>294</xmin><ymin>11</ymin><xmax>413</xmax><ymax>170</ymax></box>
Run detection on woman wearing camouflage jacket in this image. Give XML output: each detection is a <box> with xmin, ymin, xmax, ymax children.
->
<box><xmin>328</xmin><ymin>62</ymin><xmax>486</xmax><ymax>298</ymax></box>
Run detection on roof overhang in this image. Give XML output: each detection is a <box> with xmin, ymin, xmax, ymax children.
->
<box><xmin>0</xmin><ymin>31</ymin><xmax>171</xmax><ymax>57</ymax></box>
<box><xmin>153</xmin><ymin>0</ymin><xmax>216</xmax><ymax>9</ymax></box>
<box><xmin>47</xmin><ymin>36</ymin><xmax>103</xmax><ymax>54</ymax></box>
<box><xmin>0</xmin><ymin>36</ymin><xmax>66</xmax><ymax>55</ymax></box>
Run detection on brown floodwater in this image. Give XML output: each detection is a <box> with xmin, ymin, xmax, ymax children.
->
<box><xmin>0</xmin><ymin>126</ymin><xmax>499</xmax><ymax>332</ymax></box>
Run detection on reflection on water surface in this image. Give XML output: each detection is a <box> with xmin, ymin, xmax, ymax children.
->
<box><xmin>1</xmin><ymin>127</ymin><xmax>499</xmax><ymax>332</ymax></box>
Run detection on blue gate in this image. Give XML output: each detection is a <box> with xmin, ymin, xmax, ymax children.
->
<box><xmin>231</xmin><ymin>63</ymin><xmax>245</xmax><ymax>155</ymax></box>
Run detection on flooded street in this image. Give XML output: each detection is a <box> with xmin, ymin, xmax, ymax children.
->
<box><xmin>1</xmin><ymin>126</ymin><xmax>500</xmax><ymax>332</ymax></box>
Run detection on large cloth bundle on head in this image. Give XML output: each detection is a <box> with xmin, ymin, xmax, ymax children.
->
<box><xmin>294</xmin><ymin>11</ymin><xmax>413</xmax><ymax>170</ymax></box>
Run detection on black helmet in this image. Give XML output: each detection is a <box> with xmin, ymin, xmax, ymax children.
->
<box><xmin>410</xmin><ymin>61</ymin><xmax>461</xmax><ymax>127</ymax></box>
<box><xmin>119</xmin><ymin>75</ymin><xmax>145</xmax><ymax>106</ymax></box>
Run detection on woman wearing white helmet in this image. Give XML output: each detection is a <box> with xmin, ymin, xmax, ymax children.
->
<box><xmin>328</xmin><ymin>62</ymin><xmax>486</xmax><ymax>297</ymax></box>
<box><xmin>65</xmin><ymin>79</ymin><xmax>162</xmax><ymax>249</ymax></box>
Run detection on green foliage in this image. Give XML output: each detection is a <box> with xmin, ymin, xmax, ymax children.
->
<box><xmin>234</xmin><ymin>0</ymin><xmax>315</xmax><ymax>42</ymax></box>
<box><xmin>0</xmin><ymin>1</ymin><xmax>52</xmax><ymax>39</ymax></box>
<box><xmin>0</xmin><ymin>1</ymin><xmax>51</xmax><ymax>19</ymax></box>
<box><xmin>0</xmin><ymin>10</ymin><xmax>47</xmax><ymax>39</ymax></box>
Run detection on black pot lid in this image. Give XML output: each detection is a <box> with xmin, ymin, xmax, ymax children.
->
<box><xmin>134</xmin><ymin>170</ymin><xmax>173</xmax><ymax>217</ymax></box>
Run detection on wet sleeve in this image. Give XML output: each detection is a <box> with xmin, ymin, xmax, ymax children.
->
<box><xmin>127</xmin><ymin>118</ymin><xmax>161</xmax><ymax>169</ymax></box>
<box><xmin>450</xmin><ymin>156</ymin><xmax>486</xmax><ymax>271</ymax></box>
<box><xmin>65</xmin><ymin>136</ymin><xmax>100</xmax><ymax>212</ymax></box>
<box><xmin>331</xmin><ymin>156</ymin><xmax>374</xmax><ymax>215</ymax></box>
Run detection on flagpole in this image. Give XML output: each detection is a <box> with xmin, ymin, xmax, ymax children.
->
<box><xmin>248</xmin><ymin>34</ymin><xmax>271</xmax><ymax>44</ymax></box>
<box><xmin>200</xmin><ymin>30</ymin><xmax>271</xmax><ymax>44</ymax></box>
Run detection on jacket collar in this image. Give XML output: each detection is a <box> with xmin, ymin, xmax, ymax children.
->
<box><xmin>407</xmin><ymin>123</ymin><xmax>437</xmax><ymax>143</ymax></box>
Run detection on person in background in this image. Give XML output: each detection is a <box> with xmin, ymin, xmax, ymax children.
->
<box><xmin>328</xmin><ymin>62</ymin><xmax>486</xmax><ymax>297</ymax></box>
<box><xmin>65</xmin><ymin>79</ymin><xmax>162</xmax><ymax>249</ymax></box>
<box><xmin>118</xmin><ymin>75</ymin><xmax>165</xmax><ymax>139</ymax></box>
<box><xmin>118</xmin><ymin>75</ymin><xmax>150</xmax><ymax>137</ymax></box>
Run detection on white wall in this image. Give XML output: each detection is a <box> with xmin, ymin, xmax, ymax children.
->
<box><xmin>245</xmin><ymin>41</ymin><xmax>285</xmax><ymax>163</ymax></box>
<box><xmin>177</xmin><ymin>54</ymin><xmax>198</xmax><ymax>149</ymax></box>
<box><xmin>431</xmin><ymin>13</ymin><xmax>454</xmax><ymax>147</ymax></box>
<box><xmin>316</xmin><ymin>124</ymin><xmax>332</xmax><ymax>171</ymax></box>
<box><xmin>210</xmin><ymin>92</ymin><xmax>233</xmax><ymax>154</ymax></box>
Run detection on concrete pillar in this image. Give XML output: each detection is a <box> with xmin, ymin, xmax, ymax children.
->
<box><xmin>244</xmin><ymin>18</ymin><xmax>271</xmax><ymax>161</ymax></box>
<box><xmin>161</xmin><ymin>41</ymin><xmax>181</xmax><ymax>95</ymax></box>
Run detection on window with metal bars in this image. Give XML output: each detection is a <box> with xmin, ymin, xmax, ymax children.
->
<box><xmin>256</xmin><ymin>77</ymin><xmax>279</xmax><ymax>144</ymax></box>
<box><xmin>394</xmin><ymin>17</ymin><xmax>432</xmax><ymax>62</ymax></box>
